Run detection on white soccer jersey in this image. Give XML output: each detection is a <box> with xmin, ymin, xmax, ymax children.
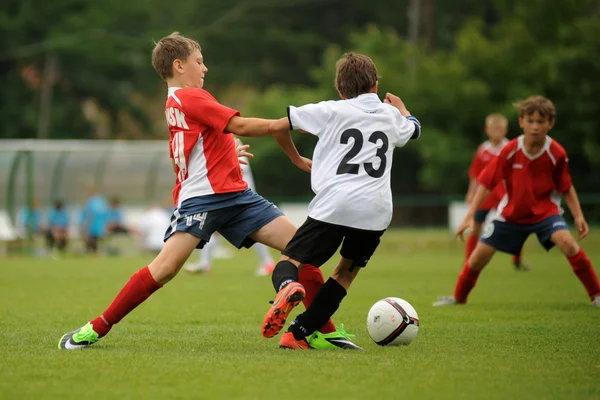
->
<box><xmin>288</xmin><ymin>93</ymin><xmax>420</xmax><ymax>230</ymax></box>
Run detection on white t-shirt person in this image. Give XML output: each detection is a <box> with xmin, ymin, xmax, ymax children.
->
<box><xmin>287</xmin><ymin>93</ymin><xmax>420</xmax><ymax>231</ymax></box>
<box><xmin>138</xmin><ymin>206</ymin><xmax>171</xmax><ymax>252</ymax></box>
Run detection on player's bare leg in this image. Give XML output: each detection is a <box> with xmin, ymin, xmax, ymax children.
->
<box><xmin>184</xmin><ymin>236</ymin><xmax>216</xmax><ymax>274</ymax></box>
<box><xmin>434</xmin><ymin>242</ymin><xmax>496</xmax><ymax>306</ymax></box>
<box><xmin>465</xmin><ymin>222</ymin><xmax>482</xmax><ymax>263</ymax></box>
<box><xmin>551</xmin><ymin>230</ymin><xmax>600</xmax><ymax>305</ymax></box>
<box><xmin>249</xmin><ymin>215</ymin><xmax>297</xmax><ymax>252</ymax></box>
<box><xmin>253</xmin><ymin>243</ymin><xmax>275</xmax><ymax>276</ymax></box>
<box><xmin>58</xmin><ymin>232</ymin><xmax>200</xmax><ymax>349</ymax></box>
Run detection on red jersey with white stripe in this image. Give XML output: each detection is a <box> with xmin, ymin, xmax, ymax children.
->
<box><xmin>478</xmin><ymin>136</ymin><xmax>572</xmax><ymax>224</ymax></box>
<box><xmin>468</xmin><ymin>139</ymin><xmax>508</xmax><ymax>210</ymax></box>
<box><xmin>165</xmin><ymin>87</ymin><xmax>247</xmax><ymax>207</ymax></box>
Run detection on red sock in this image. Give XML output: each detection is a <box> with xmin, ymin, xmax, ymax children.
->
<box><xmin>568</xmin><ymin>250</ymin><xmax>600</xmax><ymax>300</ymax></box>
<box><xmin>453</xmin><ymin>262</ymin><xmax>481</xmax><ymax>303</ymax></box>
<box><xmin>298</xmin><ymin>264</ymin><xmax>336</xmax><ymax>334</ymax></box>
<box><xmin>90</xmin><ymin>266</ymin><xmax>162</xmax><ymax>337</ymax></box>
<box><xmin>465</xmin><ymin>234</ymin><xmax>478</xmax><ymax>263</ymax></box>
<box><xmin>512</xmin><ymin>253</ymin><xmax>521</xmax><ymax>265</ymax></box>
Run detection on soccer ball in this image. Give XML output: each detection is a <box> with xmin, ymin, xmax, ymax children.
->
<box><xmin>366</xmin><ymin>297</ymin><xmax>419</xmax><ymax>346</ymax></box>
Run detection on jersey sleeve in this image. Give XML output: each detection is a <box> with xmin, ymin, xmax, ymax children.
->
<box><xmin>287</xmin><ymin>102</ymin><xmax>331</xmax><ymax>136</ymax></box>
<box><xmin>182</xmin><ymin>90</ymin><xmax>240</xmax><ymax>134</ymax></box>
<box><xmin>477</xmin><ymin>152</ymin><xmax>504</xmax><ymax>190</ymax></box>
<box><xmin>554</xmin><ymin>153</ymin><xmax>572</xmax><ymax>193</ymax></box>
<box><xmin>392</xmin><ymin>109</ymin><xmax>420</xmax><ymax>147</ymax></box>
<box><xmin>468</xmin><ymin>148</ymin><xmax>484</xmax><ymax>179</ymax></box>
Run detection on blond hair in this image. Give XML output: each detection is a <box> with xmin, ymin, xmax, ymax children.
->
<box><xmin>151</xmin><ymin>32</ymin><xmax>201</xmax><ymax>81</ymax></box>
<box><xmin>485</xmin><ymin>113</ymin><xmax>508</xmax><ymax>126</ymax></box>
<box><xmin>514</xmin><ymin>96</ymin><xmax>556</xmax><ymax>121</ymax></box>
<box><xmin>335</xmin><ymin>53</ymin><xmax>379</xmax><ymax>99</ymax></box>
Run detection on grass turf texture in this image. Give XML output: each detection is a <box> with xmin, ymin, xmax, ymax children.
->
<box><xmin>1</xmin><ymin>229</ymin><xmax>599</xmax><ymax>400</ymax></box>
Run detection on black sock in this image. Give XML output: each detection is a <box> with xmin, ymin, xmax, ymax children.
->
<box><xmin>46</xmin><ymin>233</ymin><xmax>55</xmax><ymax>250</ymax></box>
<box><xmin>289</xmin><ymin>278</ymin><xmax>346</xmax><ymax>340</ymax></box>
<box><xmin>271</xmin><ymin>260</ymin><xmax>298</xmax><ymax>292</ymax></box>
<box><xmin>57</xmin><ymin>239</ymin><xmax>67</xmax><ymax>252</ymax></box>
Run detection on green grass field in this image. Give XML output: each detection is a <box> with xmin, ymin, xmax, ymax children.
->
<box><xmin>1</xmin><ymin>229</ymin><xmax>599</xmax><ymax>400</ymax></box>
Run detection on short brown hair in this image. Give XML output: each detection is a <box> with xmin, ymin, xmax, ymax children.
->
<box><xmin>485</xmin><ymin>113</ymin><xmax>508</xmax><ymax>126</ymax></box>
<box><xmin>151</xmin><ymin>32</ymin><xmax>201</xmax><ymax>81</ymax></box>
<box><xmin>514</xmin><ymin>96</ymin><xmax>556</xmax><ymax>121</ymax></box>
<box><xmin>335</xmin><ymin>53</ymin><xmax>379</xmax><ymax>99</ymax></box>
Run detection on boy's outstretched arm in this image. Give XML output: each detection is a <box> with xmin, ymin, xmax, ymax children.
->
<box><xmin>271</xmin><ymin>117</ymin><xmax>311</xmax><ymax>173</ymax></box>
<box><xmin>226</xmin><ymin>116</ymin><xmax>278</xmax><ymax>137</ymax></box>
<box><xmin>563</xmin><ymin>185</ymin><xmax>589</xmax><ymax>240</ymax></box>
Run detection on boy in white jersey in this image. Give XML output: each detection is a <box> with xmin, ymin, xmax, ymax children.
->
<box><xmin>260</xmin><ymin>53</ymin><xmax>422</xmax><ymax>349</ymax></box>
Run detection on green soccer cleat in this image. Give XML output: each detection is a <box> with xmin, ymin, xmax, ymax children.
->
<box><xmin>308</xmin><ymin>324</ymin><xmax>363</xmax><ymax>350</ymax></box>
<box><xmin>58</xmin><ymin>322</ymin><xmax>100</xmax><ymax>350</ymax></box>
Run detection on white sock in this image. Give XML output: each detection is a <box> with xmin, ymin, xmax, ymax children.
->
<box><xmin>199</xmin><ymin>236</ymin><xmax>218</xmax><ymax>267</ymax></box>
<box><xmin>253</xmin><ymin>243</ymin><xmax>273</xmax><ymax>266</ymax></box>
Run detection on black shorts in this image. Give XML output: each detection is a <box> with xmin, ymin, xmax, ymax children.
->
<box><xmin>282</xmin><ymin>217</ymin><xmax>385</xmax><ymax>268</ymax></box>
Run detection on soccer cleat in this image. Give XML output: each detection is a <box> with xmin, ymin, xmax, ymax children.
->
<box><xmin>592</xmin><ymin>295</ymin><xmax>600</xmax><ymax>307</ymax></box>
<box><xmin>184</xmin><ymin>263</ymin><xmax>211</xmax><ymax>274</ymax></box>
<box><xmin>432</xmin><ymin>296</ymin><xmax>459</xmax><ymax>307</ymax></box>
<box><xmin>513</xmin><ymin>261</ymin><xmax>531</xmax><ymax>271</ymax></box>
<box><xmin>261</xmin><ymin>282</ymin><xmax>305</xmax><ymax>338</ymax></box>
<box><xmin>308</xmin><ymin>324</ymin><xmax>363</xmax><ymax>350</ymax></box>
<box><xmin>58</xmin><ymin>322</ymin><xmax>100</xmax><ymax>350</ymax></box>
<box><xmin>255</xmin><ymin>262</ymin><xmax>275</xmax><ymax>277</ymax></box>
<box><xmin>279</xmin><ymin>331</ymin><xmax>310</xmax><ymax>350</ymax></box>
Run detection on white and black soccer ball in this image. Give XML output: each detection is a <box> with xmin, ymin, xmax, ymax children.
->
<box><xmin>366</xmin><ymin>297</ymin><xmax>419</xmax><ymax>346</ymax></box>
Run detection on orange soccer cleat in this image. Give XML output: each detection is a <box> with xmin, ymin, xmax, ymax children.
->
<box><xmin>261</xmin><ymin>282</ymin><xmax>305</xmax><ymax>338</ymax></box>
<box><xmin>279</xmin><ymin>332</ymin><xmax>310</xmax><ymax>350</ymax></box>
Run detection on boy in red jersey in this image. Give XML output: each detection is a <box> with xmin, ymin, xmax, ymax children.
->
<box><xmin>434</xmin><ymin>96</ymin><xmax>600</xmax><ymax>307</ymax></box>
<box><xmin>465</xmin><ymin>113</ymin><xmax>529</xmax><ymax>271</ymax></box>
<box><xmin>58</xmin><ymin>32</ymin><xmax>358</xmax><ymax>349</ymax></box>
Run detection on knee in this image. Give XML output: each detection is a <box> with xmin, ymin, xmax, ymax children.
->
<box><xmin>557</xmin><ymin>238</ymin><xmax>580</xmax><ymax>258</ymax></box>
<box><xmin>331</xmin><ymin>268</ymin><xmax>358</xmax><ymax>290</ymax></box>
<box><xmin>468</xmin><ymin>245</ymin><xmax>493</xmax><ymax>271</ymax></box>
<box><xmin>148</xmin><ymin>259</ymin><xmax>181</xmax><ymax>284</ymax></box>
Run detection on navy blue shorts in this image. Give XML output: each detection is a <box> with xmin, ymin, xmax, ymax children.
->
<box><xmin>480</xmin><ymin>215</ymin><xmax>569</xmax><ymax>255</ymax></box>
<box><xmin>474</xmin><ymin>209</ymin><xmax>491</xmax><ymax>224</ymax></box>
<box><xmin>163</xmin><ymin>189</ymin><xmax>283</xmax><ymax>249</ymax></box>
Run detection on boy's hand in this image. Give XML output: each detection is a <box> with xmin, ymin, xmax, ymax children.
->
<box><xmin>455</xmin><ymin>216</ymin><xmax>474</xmax><ymax>241</ymax></box>
<box><xmin>293</xmin><ymin>156</ymin><xmax>312</xmax><ymax>173</ymax></box>
<box><xmin>574</xmin><ymin>216</ymin><xmax>589</xmax><ymax>240</ymax></box>
<box><xmin>235</xmin><ymin>139</ymin><xmax>253</xmax><ymax>164</ymax></box>
<box><xmin>384</xmin><ymin>93</ymin><xmax>410</xmax><ymax>117</ymax></box>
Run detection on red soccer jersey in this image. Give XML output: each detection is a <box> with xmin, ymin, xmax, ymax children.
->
<box><xmin>478</xmin><ymin>136</ymin><xmax>572</xmax><ymax>224</ymax></box>
<box><xmin>165</xmin><ymin>87</ymin><xmax>247</xmax><ymax>206</ymax></box>
<box><xmin>468</xmin><ymin>139</ymin><xmax>509</xmax><ymax>210</ymax></box>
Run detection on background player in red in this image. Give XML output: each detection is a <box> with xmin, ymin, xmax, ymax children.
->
<box><xmin>58</xmin><ymin>32</ymin><xmax>357</xmax><ymax>350</ymax></box>
<box><xmin>434</xmin><ymin>96</ymin><xmax>600</xmax><ymax>307</ymax></box>
<box><xmin>465</xmin><ymin>113</ymin><xmax>529</xmax><ymax>271</ymax></box>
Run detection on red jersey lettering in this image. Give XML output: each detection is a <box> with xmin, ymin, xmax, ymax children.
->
<box><xmin>165</xmin><ymin>87</ymin><xmax>247</xmax><ymax>206</ymax></box>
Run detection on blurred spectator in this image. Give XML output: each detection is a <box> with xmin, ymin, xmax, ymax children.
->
<box><xmin>107</xmin><ymin>197</ymin><xmax>129</xmax><ymax>235</ymax></box>
<box><xmin>47</xmin><ymin>199</ymin><xmax>69</xmax><ymax>255</ymax></box>
<box><xmin>17</xmin><ymin>198</ymin><xmax>42</xmax><ymax>239</ymax></box>
<box><xmin>137</xmin><ymin>204</ymin><xmax>171</xmax><ymax>254</ymax></box>
<box><xmin>80</xmin><ymin>188</ymin><xmax>110</xmax><ymax>254</ymax></box>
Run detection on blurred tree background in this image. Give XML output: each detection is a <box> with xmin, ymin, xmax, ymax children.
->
<box><xmin>1</xmin><ymin>0</ymin><xmax>599</xmax><ymax>216</ymax></box>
